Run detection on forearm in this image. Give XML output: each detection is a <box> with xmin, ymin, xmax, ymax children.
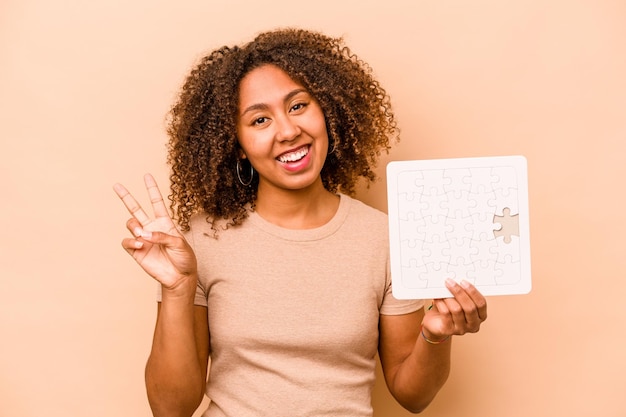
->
<box><xmin>146</xmin><ymin>284</ymin><xmax>206</xmax><ymax>417</ymax></box>
<box><xmin>387</xmin><ymin>331</ymin><xmax>452</xmax><ymax>413</ymax></box>
<box><xmin>380</xmin><ymin>280</ymin><xmax>487</xmax><ymax>413</ymax></box>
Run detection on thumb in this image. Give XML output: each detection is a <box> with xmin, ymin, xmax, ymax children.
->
<box><xmin>139</xmin><ymin>230</ymin><xmax>185</xmax><ymax>249</ymax></box>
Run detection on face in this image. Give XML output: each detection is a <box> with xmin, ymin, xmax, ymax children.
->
<box><xmin>236</xmin><ymin>64</ymin><xmax>329</xmax><ymax>196</ymax></box>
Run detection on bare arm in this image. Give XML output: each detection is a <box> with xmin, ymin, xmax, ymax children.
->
<box><xmin>146</xmin><ymin>301</ymin><xmax>209</xmax><ymax>417</ymax></box>
<box><xmin>378</xmin><ymin>279</ymin><xmax>487</xmax><ymax>413</ymax></box>
<box><xmin>114</xmin><ymin>174</ymin><xmax>209</xmax><ymax>417</ymax></box>
<box><xmin>379</xmin><ymin>309</ymin><xmax>450</xmax><ymax>413</ymax></box>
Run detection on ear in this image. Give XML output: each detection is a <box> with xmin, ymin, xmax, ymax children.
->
<box><xmin>236</xmin><ymin>142</ymin><xmax>247</xmax><ymax>160</ymax></box>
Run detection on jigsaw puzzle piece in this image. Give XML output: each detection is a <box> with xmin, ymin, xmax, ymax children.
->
<box><xmin>491</xmin><ymin>235</ymin><xmax>520</xmax><ymax>263</ymax></box>
<box><xmin>467</xmin><ymin>259</ymin><xmax>503</xmax><ymax>286</ymax></box>
<box><xmin>446</xmin><ymin>258</ymin><xmax>476</xmax><ymax>282</ymax></box>
<box><xmin>396</xmin><ymin>169</ymin><xmax>427</xmax><ymax>219</ymax></box>
<box><xmin>397</xmin><ymin>170</ymin><xmax>425</xmax><ymax>195</ymax></box>
<box><xmin>397</xmin><ymin>192</ymin><xmax>428</xmax><ymax>220</ymax></box>
<box><xmin>493</xmin><ymin>188</ymin><xmax>519</xmax><ymax>216</ymax></box>
<box><xmin>444</xmin><ymin>213</ymin><xmax>474</xmax><ymax>243</ymax></box>
<box><xmin>442</xmin><ymin>237</ymin><xmax>478</xmax><ymax>266</ymax></box>
<box><xmin>469</xmin><ymin>238</ymin><xmax>499</xmax><ymax>266</ymax></box>
<box><xmin>442</xmin><ymin>189</ymin><xmax>475</xmax><ymax>218</ymax></box>
<box><xmin>414</xmin><ymin>169</ymin><xmax>452</xmax><ymax>196</ymax></box>
<box><xmin>463</xmin><ymin>167</ymin><xmax>499</xmax><ymax>194</ymax></box>
<box><xmin>419</xmin><ymin>192</ymin><xmax>449</xmax><ymax>218</ymax></box>
<box><xmin>401</xmin><ymin>260</ymin><xmax>429</xmax><ymax>289</ymax></box>
<box><xmin>443</xmin><ymin>168</ymin><xmax>472</xmax><ymax>198</ymax></box>
<box><xmin>399</xmin><ymin>211</ymin><xmax>427</xmax><ymax>243</ymax></box>
<box><xmin>465</xmin><ymin>212</ymin><xmax>500</xmax><ymax>241</ymax></box>
<box><xmin>418</xmin><ymin>215</ymin><xmax>454</xmax><ymax>243</ymax></box>
<box><xmin>418</xmin><ymin>262</ymin><xmax>451</xmax><ymax>288</ymax></box>
<box><xmin>399</xmin><ymin>239</ymin><xmax>424</xmax><ymax>267</ymax></box>
<box><xmin>494</xmin><ymin>255</ymin><xmax>521</xmax><ymax>285</ymax></box>
<box><xmin>420</xmin><ymin>235</ymin><xmax>451</xmax><ymax>265</ymax></box>
<box><xmin>467</xmin><ymin>188</ymin><xmax>498</xmax><ymax>215</ymax></box>
<box><xmin>491</xmin><ymin>166</ymin><xmax>518</xmax><ymax>194</ymax></box>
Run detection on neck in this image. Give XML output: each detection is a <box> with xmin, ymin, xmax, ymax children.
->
<box><xmin>254</xmin><ymin>180</ymin><xmax>340</xmax><ymax>229</ymax></box>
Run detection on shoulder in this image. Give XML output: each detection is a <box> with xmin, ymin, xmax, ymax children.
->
<box><xmin>181</xmin><ymin>213</ymin><xmax>231</xmax><ymax>246</ymax></box>
<box><xmin>340</xmin><ymin>194</ymin><xmax>389</xmax><ymax>238</ymax></box>
<box><xmin>342</xmin><ymin>194</ymin><xmax>387</xmax><ymax>222</ymax></box>
<box><xmin>183</xmin><ymin>210</ymin><xmax>260</xmax><ymax>246</ymax></box>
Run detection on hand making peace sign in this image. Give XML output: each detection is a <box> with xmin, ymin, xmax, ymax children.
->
<box><xmin>113</xmin><ymin>174</ymin><xmax>197</xmax><ymax>293</ymax></box>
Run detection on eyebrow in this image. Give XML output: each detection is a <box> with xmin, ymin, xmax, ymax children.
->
<box><xmin>239</xmin><ymin>88</ymin><xmax>309</xmax><ymax>117</ymax></box>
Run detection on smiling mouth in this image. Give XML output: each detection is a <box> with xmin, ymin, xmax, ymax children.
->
<box><xmin>277</xmin><ymin>145</ymin><xmax>309</xmax><ymax>163</ymax></box>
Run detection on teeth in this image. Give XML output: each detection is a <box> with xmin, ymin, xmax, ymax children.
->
<box><xmin>278</xmin><ymin>147</ymin><xmax>308</xmax><ymax>163</ymax></box>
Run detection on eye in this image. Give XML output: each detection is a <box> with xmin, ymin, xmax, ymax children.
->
<box><xmin>290</xmin><ymin>102</ymin><xmax>308</xmax><ymax>113</ymax></box>
<box><xmin>252</xmin><ymin>116</ymin><xmax>269</xmax><ymax>126</ymax></box>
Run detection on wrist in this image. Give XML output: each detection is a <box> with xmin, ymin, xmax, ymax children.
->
<box><xmin>160</xmin><ymin>273</ymin><xmax>198</xmax><ymax>301</ymax></box>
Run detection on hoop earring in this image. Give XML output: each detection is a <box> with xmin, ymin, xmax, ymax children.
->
<box><xmin>328</xmin><ymin>137</ymin><xmax>337</xmax><ymax>155</ymax></box>
<box><xmin>236</xmin><ymin>159</ymin><xmax>254</xmax><ymax>186</ymax></box>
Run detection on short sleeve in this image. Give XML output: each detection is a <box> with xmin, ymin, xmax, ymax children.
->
<box><xmin>380</xmin><ymin>258</ymin><xmax>424</xmax><ymax>315</ymax></box>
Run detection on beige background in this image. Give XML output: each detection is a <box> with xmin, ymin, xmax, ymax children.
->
<box><xmin>2</xmin><ymin>0</ymin><xmax>625</xmax><ymax>416</ymax></box>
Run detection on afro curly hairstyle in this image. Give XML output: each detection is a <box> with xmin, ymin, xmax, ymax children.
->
<box><xmin>167</xmin><ymin>28</ymin><xmax>399</xmax><ymax>232</ymax></box>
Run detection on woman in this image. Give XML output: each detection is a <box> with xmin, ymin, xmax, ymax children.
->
<box><xmin>114</xmin><ymin>28</ymin><xmax>487</xmax><ymax>417</ymax></box>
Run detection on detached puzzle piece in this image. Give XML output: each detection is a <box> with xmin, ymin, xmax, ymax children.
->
<box><xmin>387</xmin><ymin>155</ymin><xmax>531</xmax><ymax>299</ymax></box>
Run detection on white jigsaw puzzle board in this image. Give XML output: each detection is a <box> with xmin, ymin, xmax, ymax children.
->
<box><xmin>387</xmin><ymin>155</ymin><xmax>531</xmax><ymax>299</ymax></box>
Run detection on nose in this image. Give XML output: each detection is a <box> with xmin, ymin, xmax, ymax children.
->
<box><xmin>274</xmin><ymin>114</ymin><xmax>301</xmax><ymax>142</ymax></box>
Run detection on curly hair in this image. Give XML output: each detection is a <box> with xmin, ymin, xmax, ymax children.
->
<box><xmin>167</xmin><ymin>28</ymin><xmax>398</xmax><ymax>232</ymax></box>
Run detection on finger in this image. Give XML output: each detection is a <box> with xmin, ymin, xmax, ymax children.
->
<box><xmin>138</xmin><ymin>229</ymin><xmax>183</xmax><ymax>249</ymax></box>
<box><xmin>422</xmin><ymin>299</ymin><xmax>455</xmax><ymax>339</ymax></box>
<box><xmin>445</xmin><ymin>279</ymin><xmax>484</xmax><ymax>331</ymax></box>
<box><xmin>459</xmin><ymin>280</ymin><xmax>488</xmax><ymax>322</ymax></box>
<box><xmin>431</xmin><ymin>298</ymin><xmax>456</xmax><ymax>335</ymax></box>
<box><xmin>113</xmin><ymin>183</ymin><xmax>151</xmax><ymax>226</ymax></box>
<box><xmin>439</xmin><ymin>297</ymin><xmax>468</xmax><ymax>333</ymax></box>
<box><xmin>126</xmin><ymin>218</ymin><xmax>144</xmax><ymax>238</ymax></box>
<box><xmin>433</xmin><ymin>298</ymin><xmax>450</xmax><ymax>316</ymax></box>
<box><xmin>121</xmin><ymin>237</ymin><xmax>144</xmax><ymax>253</ymax></box>
<box><xmin>144</xmin><ymin>173</ymin><xmax>170</xmax><ymax>219</ymax></box>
